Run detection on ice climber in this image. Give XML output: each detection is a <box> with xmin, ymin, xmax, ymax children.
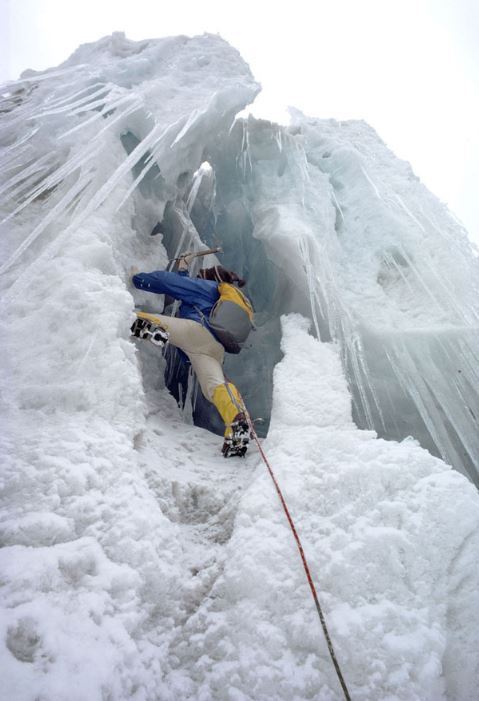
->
<box><xmin>130</xmin><ymin>254</ymin><xmax>254</xmax><ymax>457</ymax></box>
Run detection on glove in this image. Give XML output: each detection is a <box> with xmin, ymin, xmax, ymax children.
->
<box><xmin>177</xmin><ymin>252</ymin><xmax>195</xmax><ymax>271</ymax></box>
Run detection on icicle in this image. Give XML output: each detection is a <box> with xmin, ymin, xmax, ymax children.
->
<box><xmin>396</xmin><ymin>248</ymin><xmax>445</xmax><ymax>312</ymax></box>
<box><xmin>331</xmin><ymin>189</ymin><xmax>345</xmax><ymax>225</ymax></box>
<box><xmin>181</xmin><ymin>368</ymin><xmax>197</xmax><ymax>426</ymax></box>
<box><xmin>58</xmin><ymin>93</ymin><xmax>140</xmax><ymax>140</ymax></box>
<box><xmin>0</xmin><ymin>125</ymin><xmax>40</xmax><ymax>159</ymax></box>
<box><xmin>186</xmin><ymin>167</ymin><xmax>205</xmax><ymax>213</ymax></box>
<box><xmin>360</xmin><ymin>166</ymin><xmax>382</xmax><ymax>199</ymax></box>
<box><xmin>274</xmin><ymin>126</ymin><xmax>283</xmax><ymax>153</ymax></box>
<box><xmin>0</xmin><ymin>139</ymin><xmax>99</xmax><ymax>227</ymax></box>
<box><xmin>31</xmin><ymin>85</ymin><xmax>112</xmax><ymax>120</ymax></box>
<box><xmin>34</xmin><ymin>82</ymin><xmax>108</xmax><ymax>112</ymax></box>
<box><xmin>7</xmin><ymin>63</ymin><xmax>93</xmax><ymax>87</ymax></box>
<box><xmin>0</xmin><ymin>173</ymin><xmax>93</xmax><ymax>275</ymax></box>
<box><xmin>170</xmin><ymin>107</ymin><xmax>204</xmax><ymax>148</ymax></box>
<box><xmin>393</xmin><ymin>194</ymin><xmax>427</xmax><ymax>233</ymax></box>
<box><xmin>115</xmin><ymin>120</ymin><xmax>186</xmax><ymax>212</ymax></box>
<box><xmin>0</xmin><ymin>153</ymin><xmax>54</xmax><ymax>202</ymax></box>
<box><xmin>236</xmin><ymin>120</ymin><xmax>253</xmax><ymax>179</ymax></box>
<box><xmin>298</xmin><ymin>236</ymin><xmax>322</xmax><ymax>340</ymax></box>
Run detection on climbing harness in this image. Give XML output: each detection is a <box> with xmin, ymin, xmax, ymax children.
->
<box><xmin>243</xmin><ymin>409</ymin><xmax>352</xmax><ymax>701</ymax></box>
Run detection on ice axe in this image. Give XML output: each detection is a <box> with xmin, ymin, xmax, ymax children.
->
<box><xmin>169</xmin><ymin>246</ymin><xmax>223</xmax><ymax>264</ymax></box>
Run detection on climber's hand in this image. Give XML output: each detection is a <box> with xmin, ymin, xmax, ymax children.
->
<box><xmin>177</xmin><ymin>252</ymin><xmax>195</xmax><ymax>271</ymax></box>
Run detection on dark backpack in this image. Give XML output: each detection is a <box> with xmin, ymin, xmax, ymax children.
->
<box><xmin>208</xmin><ymin>282</ymin><xmax>255</xmax><ymax>354</ymax></box>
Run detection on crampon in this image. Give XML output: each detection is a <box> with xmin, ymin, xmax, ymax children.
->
<box><xmin>222</xmin><ymin>413</ymin><xmax>250</xmax><ymax>458</ymax></box>
<box><xmin>131</xmin><ymin>317</ymin><xmax>169</xmax><ymax>347</ymax></box>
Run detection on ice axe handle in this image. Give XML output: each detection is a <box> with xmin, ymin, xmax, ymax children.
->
<box><xmin>171</xmin><ymin>247</ymin><xmax>222</xmax><ymax>262</ymax></box>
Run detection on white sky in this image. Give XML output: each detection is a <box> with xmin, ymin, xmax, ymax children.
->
<box><xmin>1</xmin><ymin>0</ymin><xmax>478</xmax><ymax>243</ymax></box>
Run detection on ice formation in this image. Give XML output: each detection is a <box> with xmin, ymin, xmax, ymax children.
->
<box><xmin>1</xmin><ymin>32</ymin><xmax>479</xmax><ymax>701</ymax></box>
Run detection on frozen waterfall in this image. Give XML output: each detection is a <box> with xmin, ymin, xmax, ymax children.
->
<box><xmin>1</xmin><ymin>31</ymin><xmax>479</xmax><ymax>701</ymax></box>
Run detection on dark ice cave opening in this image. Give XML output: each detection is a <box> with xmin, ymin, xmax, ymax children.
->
<box><xmin>122</xmin><ymin>124</ymin><xmax>296</xmax><ymax>438</ymax></box>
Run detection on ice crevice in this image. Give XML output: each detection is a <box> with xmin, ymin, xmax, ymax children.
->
<box><xmin>1</xmin><ymin>32</ymin><xmax>479</xmax><ymax>701</ymax></box>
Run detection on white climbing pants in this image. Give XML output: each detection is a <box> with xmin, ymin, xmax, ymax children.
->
<box><xmin>136</xmin><ymin>312</ymin><xmax>246</xmax><ymax>434</ymax></box>
<box><xmin>139</xmin><ymin>313</ymin><xmax>225</xmax><ymax>400</ymax></box>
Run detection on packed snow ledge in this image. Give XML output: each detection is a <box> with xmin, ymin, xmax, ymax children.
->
<box><xmin>1</xmin><ymin>32</ymin><xmax>479</xmax><ymax>701</ymax></box>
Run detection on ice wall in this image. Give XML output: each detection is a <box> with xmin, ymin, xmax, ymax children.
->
<box><xmin>202</xmin><ymin>115</ymin><xmax>479</xmax><ymax>483</ymax></box>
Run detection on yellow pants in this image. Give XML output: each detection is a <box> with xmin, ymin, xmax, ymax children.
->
<box><xmin>137</xmin><ymin>312</ymin><xmax>245</xmax><ymax>435</ymax></box>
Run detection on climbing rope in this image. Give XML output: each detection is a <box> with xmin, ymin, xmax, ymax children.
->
<box><xmin>245</xmin><ymin>413</ymin><xmax>352</xmax><ymax>701</ymax></box>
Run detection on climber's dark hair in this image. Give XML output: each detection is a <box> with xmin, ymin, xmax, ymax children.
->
<box><xmin>198</xmin><ymin>265</ymin><xmax>246</xmax><ymax>287</ymax></box>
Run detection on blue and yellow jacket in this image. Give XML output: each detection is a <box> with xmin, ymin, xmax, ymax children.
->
<box><xmin>132</xmin><ymin>270</ymin><xmax>219</xmax><ymax>328</ymax></box>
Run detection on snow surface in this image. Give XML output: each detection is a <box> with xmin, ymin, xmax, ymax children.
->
<box><xmin>1</xmin><ymin>32</ymin><xmax>479</xmax><ymax>701</ymax></box>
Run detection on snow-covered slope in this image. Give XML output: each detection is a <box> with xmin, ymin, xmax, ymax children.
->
<box><xmin>1</xmin><ymin>32</ymin><xmax>479</xmax><ymax>701</ymax></box>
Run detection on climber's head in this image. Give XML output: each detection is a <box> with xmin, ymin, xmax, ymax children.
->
<box><xmin>198</xmin><ymin>265</ymin><xmax>246</xmax><ymax>288</ymax></box>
